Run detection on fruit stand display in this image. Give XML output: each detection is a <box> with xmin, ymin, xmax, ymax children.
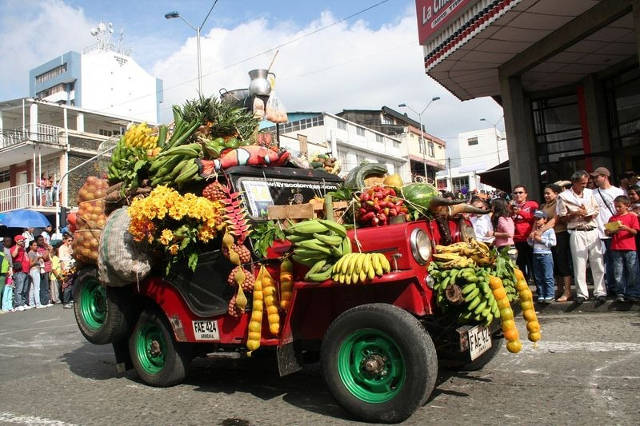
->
<box><xmin>71</xmin><ymin>79</ymin><xmax>541</xmax><ymax>423</ymax></box>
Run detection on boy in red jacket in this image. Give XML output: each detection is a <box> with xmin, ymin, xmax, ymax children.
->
<box><xmin>605</xmin><ymin>195</ymin><xmax>640</xmax><ymax>302</ymax></box>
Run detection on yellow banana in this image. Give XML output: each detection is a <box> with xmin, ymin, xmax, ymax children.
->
<box><xmin>372</xmin><ymin>254</ymin><xmax>383</xmax><ymax>276</ymax></box>
<box><xmin>365</xmin><ymin>254</ymin><xmax>375</xmax><ymax>280</ymax></box>
<box><xmin>377</xmin><ymin>253</ymin><xmax>391</xmax><ymax>273</ymax></box>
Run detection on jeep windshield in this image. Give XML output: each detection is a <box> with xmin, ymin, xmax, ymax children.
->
<box><xmin>224</xmin><ymin>165</ymin><xmax>343</xmax><ymax>219</ymax></box>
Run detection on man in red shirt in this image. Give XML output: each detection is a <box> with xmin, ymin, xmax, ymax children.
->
<box><xmin>511</xmin><ymin>185</ymin><xmax>539</xmax><ymax>283</ymax></box>
<box><xmin>605</xmin><ymin>195</ymin><xmax>640</xmax><ymax>302</ymax></box>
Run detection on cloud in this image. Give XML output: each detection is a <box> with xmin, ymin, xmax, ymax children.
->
<box><xmin>0</xmin><ymin>0</ymin><xmax>95</xmax><ymax>99</ymax></box>
<box><xmin>152</xmin><ymin>6</ymin><xmax>503</xmax><ymax>143</ymax></box>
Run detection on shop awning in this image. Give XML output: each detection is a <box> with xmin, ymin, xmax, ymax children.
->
<box><xmin>478</xmin><ymin>160</ymin><xmax>511</xmax><ymax>191</ymax></box>
<box><xmin>408</xmin><ymin>154</ymin><xmax>445</xmax><ymax>169</ymax></box>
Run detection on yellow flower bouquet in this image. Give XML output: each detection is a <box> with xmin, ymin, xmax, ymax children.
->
<box><xmin>128</xmin><ymin>185</ymin><xmax>225</xmax><ymax>272</ymax></box>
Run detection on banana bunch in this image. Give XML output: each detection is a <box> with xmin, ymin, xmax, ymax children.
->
<box><xmin>435</xmin><ymin>239</ymin><xmax>493</xmax><ymax>266</ymax></box>
<box><xmin>428</xmin><ymin>263</ymin><xmax>499</xmax><ymax>326</ymax></box>
<box><xmin>432</xmin><ymin>252</ymin><xmax>476</xmax><ymax>269</ymax></box>
<box><xmin>148</xmin><ymin>143</ymin><xmax>203</xmax><ymax>187</ymax></box>
<box><xmin>493</xmin><ymin>253</ymin><xmax>519</xmax><ymax>302</ymax></box>
<box><xmin>285</xmin><ymin>219</ymin><xmax>352</xmax><ymax>281</ymax></box>
<box><xmin>124</xmin><ymin>122</ymin><xmax>159</xmax><ymax>149</ymax></box>
<box><xmin>331</xmin><ymin>252</ymin><xmax>390</xmax><ymax>285</ymax></box>
<box><xmin>458</xmin><ymin>269</ymin><xmax>499</xmax><ymax>326</ymax></box>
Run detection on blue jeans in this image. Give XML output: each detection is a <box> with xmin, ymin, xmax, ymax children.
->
<box><xmin>603</xmin><ymin>239</ymin><xmax>618</xmax><ymax>294</ymax></box>
<box><xmin>611</xmin><ymin>250</ymin><xmax>640</xmax><ymax>298</ymax></box>
<box><xmin>28</xmin><ymin>269</ymin><xmax>42</xmax><ymax>307</ymax></box>
<box><xmin>533</xmin><ymin>253</ymin><xmax>555</xmax><ymax>299</ymax></box>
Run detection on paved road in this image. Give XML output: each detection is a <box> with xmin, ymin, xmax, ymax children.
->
<box><xmin>1</xmin><ymin>306</ymin><xmax>639</xmax><ymax>425</ymax></box>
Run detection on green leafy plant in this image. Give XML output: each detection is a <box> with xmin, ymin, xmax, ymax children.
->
<box><xmin>250</xmin><ymin>220</ymin><xmax>286</xmax><ymax>258</ymax></box>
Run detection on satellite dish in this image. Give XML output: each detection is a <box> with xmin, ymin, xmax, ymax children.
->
<box><xmin>90</xmin><ymin>28</ymin><xmax>98</xmax><ymax>36</ymax></box>
<box><xmin>108</xmin><ymin>22</ymin><xmax>114</xmax><ymax>33</ymax></box>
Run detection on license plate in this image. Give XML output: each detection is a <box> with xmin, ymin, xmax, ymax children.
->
<box><xmin>192</xmin><ymin>320</ymin><xmax>220</xmax><ymax>341</ymax></box>
<box><xmin>468</xmin><ymin>325</ymin><xmax>492</xmax><ymax>361</ymax></box>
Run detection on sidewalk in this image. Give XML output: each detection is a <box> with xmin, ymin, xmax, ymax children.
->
<box><xmin>529</xmin><ymin>283</ymin><xmax>640</xmax><ymax>314</ymax></box>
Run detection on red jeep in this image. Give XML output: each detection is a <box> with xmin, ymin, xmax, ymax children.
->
<box><xmin>73</xmin><ymin>166</ymin><xmax>501</xmax><ymax>423</ymax></box>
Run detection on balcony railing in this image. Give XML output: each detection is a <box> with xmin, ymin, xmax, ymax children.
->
<box><xmin>0</xmin><ymin>124</ymin><xmax>64</xmax><ymax>149</ymax></box>
<box><xmin>0</xmin><ymin>182</ymin><xmax>58</xmax><ymax>213</ymax></box>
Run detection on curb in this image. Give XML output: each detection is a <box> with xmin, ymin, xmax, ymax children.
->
<box><xmin>534</xmin><ymin>299</ymin><xmax>640</xmax><ymax>314</ymax></box>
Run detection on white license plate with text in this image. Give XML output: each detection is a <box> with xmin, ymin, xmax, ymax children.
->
<box><xmin>468</xmin><ymin>325</ymin><xmax>491</xmax><ymax>360</ymax></box>
<box><xmin>192</xmin><ymin>320</ymin><xmax>220</xmax><ymax>341</ymax></box>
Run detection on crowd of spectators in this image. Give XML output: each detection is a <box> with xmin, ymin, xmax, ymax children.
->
<box><xmin>36</xmin><ymin>174</ymin><xmax>59</xmax><ymax>207</ymax></box>
<box><xmin>466</xmin><ymin>167</ymin><xmax>640</xmax><ymax>304</ymax></box>
<box><xmin>0</xmin><ymin>225</ymin><xmax>75</xmax><ymax>313</ymax></box>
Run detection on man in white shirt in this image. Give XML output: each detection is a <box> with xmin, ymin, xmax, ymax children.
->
<box><xmin>591</xmin><ymin>167</ymin><xmax>624</xmax><ymax>296</ymax></box>
<box><xmin>40</xmin><ymin>225</ymin><xmax>52</xmax><ymax>245</ymax></box>
<box><xmin>21</xmin><ymin>228</ymin><xmax>34</xmax><ymax>246</ymax></box>
<box><xmin>556</xmin><ymin>170</ymin><xmax>606</xmax><ymax>303</ymax></box>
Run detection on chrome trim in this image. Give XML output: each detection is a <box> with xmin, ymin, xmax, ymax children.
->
<box><xmin>410</xmin><ymin>228</ymin><xmax>431</xmax><ymax>265</ymax></box>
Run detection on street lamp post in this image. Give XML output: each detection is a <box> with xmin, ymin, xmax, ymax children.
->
<box><xmin>480</xmin><ymin>117</ymin><xmax>504</xmax><ymax>164</ymax></box>
<box><xmin>165</xmin><ymin>1</ymin><xmax>219</xmax><ymax>94</ymax></box>
<box><xmin>399</xmin><ymin>97</ymin><xmax>440</xmax><ymax>182</ymax></box>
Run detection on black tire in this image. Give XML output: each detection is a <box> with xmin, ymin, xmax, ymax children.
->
<box><xmin>73</xmin><ymin>268</ymin><xmax>132</xmax><ymax>345</ymax></box>
<box><xmin>321</xmin><ymin>304</ymin><xmax>438</xmax><ymax>423</ymax></box>
<box><xmin>129</xmin><ymin>309</ymin><xmax>192</xmax><ymax>387</ymax></box>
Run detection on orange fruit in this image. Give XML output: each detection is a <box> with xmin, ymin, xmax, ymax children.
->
<box><xmin>520</xmin><ymin>289</ymin><xmax>533</xmax><ymax>302</ymax></box>
<box><xmin>506</xmin><ymin>340</ymin><xmax>522</xmax><ymax>353</ymax></box>
<box><xmin>501</xmin><ymin>319</ymin><xmax>515</xmax><ymax>330</ymax></box>
<box><xmin>503</xmin><ymin>328</ymin><xmax>518</xmax><ymax>341</ymax></box>
<box><xmin>500</xmin><ymin>308</ymin><xmax>514</xmax><ymax>321</ymax></box>
<box><xmin>528</xmin><ymin>332</ymin><xmax>541</xmax><ymax>342</ymax></box>
<box><xmin>497</xmin><ymin>298</ymin><xmax>511</xmax><ymax>309</ymax></box>
<box><xmin>523</xmin><ymin>310</ymin><xmax>537</xmax><ymax>322</ymax></box>
<box><xmin>520</xmin><ymin>300</ymin><xmax>533</xmax><ymax>311</ymax></box>
<box><xmin>514</xmin><ymin>269</ymin><xmax>525</xmax><ymax>281</ymax></box>
<box><xmin>526</xmin><ymin>321</ymin><xmax>540</xmax><ymax>333</ymax></box>
<box><xmin>494</xmin><ymin>288</ymin><xmax>507</xmax><ymax>300</ymax></box>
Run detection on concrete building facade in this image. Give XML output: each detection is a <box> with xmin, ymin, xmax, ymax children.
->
<box><xmin>437</xmin><ymin>126</ymin><xmax>508</xmax><ymax>191</ymax></box>
<box><xmin>416</xmin><ymin>0</ymin><xmax>640</xmax><ymax>197</ymax></box>
<box><xmin>0</xmin><ymin>98</ymin><xmax>141</xmax><ymax>226</ymax></box>
<box><xmin>337</xmin><ymin>107</ymin><xmax>446</xmax><ymax>184</ymax></box>
<box><xmin>263</xmin><ymin>112</ymin><xmax>411</xmax><ymax>182</ymax></box>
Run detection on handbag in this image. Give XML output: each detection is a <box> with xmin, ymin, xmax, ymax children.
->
<box><xmin>597</xmin><ymin>188</ymin><xmax>616</xmax><ymax>216</ymax></box>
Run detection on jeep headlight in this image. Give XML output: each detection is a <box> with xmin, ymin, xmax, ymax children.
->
<box><xmin>410</xmin><ymin>228</ymin><xmax>431</xmax><ymax>265</ymax></box>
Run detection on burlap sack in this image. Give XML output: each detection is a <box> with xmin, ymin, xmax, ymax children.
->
<box><xmin>98</xmin><ymin>207</ymin><xmax>152</xmax><ymax>287</ymax></box>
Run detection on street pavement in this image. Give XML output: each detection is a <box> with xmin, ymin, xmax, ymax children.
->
<box><xmin>0</xmin><ymin>306</ymin><xmax>639</xmax><ymax>425</ymax></box>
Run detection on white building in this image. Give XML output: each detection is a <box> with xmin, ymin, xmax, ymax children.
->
<box><xmin>29</xmin><ymin>23</ymin><xmax>162</xmax><ymax>124</ymax></box>
<box><xmin>437</xmin><ymin>127</ymin><xmax>508</xmax><ymax>192</ymax></box>
<box><xmin>263</xmin><ymin>112</ymin><xmax>411</xmax><ymax>182</ymax></box>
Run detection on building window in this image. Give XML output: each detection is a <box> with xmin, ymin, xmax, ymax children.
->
<box><xmin>428</xmin><ymin>141</ymin><xmax>434</xmax><ymax>157</ymax></box>
<box><xmin>356</xmin><ymin>127</ymin><xmax>365</xmax><ymax>136</ymax></box>
<box><xmin>381</xmin><ymin>115</ymin><xmax>393</xmax><ymax>125</ymax></box>
<box><xmin>35</xmin><ymin>64</ymin><xmax>67</xmax><ymax>85</ymax></box>
<box><xmin>467</xmin><ymin>137</ymin><xmax>479</xmax><ymax>146</ymax></box>
<box><xmin>0</xmin><ymin>169</ymin><xmax>9</xmax><ymax>183</ymax></box>
<box><xmin>337</xmin><ymin>120</ymin><xmax>346</xmax><ymax>130</ymax></box>
<box><xmin>375</xmin><ymin>134</ymin><xmax>384</xmax><ymax>143</ymax></box>
<box><xmin>452</xmin><ymin>176</ymin><xmax>469</xmax><ymax>192</ymax></box>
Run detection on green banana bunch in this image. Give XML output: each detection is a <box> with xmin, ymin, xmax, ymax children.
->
<box><xmin>431</xmin><ymin>263</ymin><xmax>499</xmax><ymax>327</ymax></box>
<box><xmin>287</xmin><ymin>219</ymin><xmax>352</xmax><ymax>281</ymax></box>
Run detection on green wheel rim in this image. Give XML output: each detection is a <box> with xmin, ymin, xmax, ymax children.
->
<box><xmin>337</xmin><ymin>328</ymin><xmax>406</xmax><ymax>403</ymax></box>
<box><xmin>79</xmin><ymin>278</ymin><xmax>106</xmax><ymax>330</ymax></box>
<box><xmin>135</xmin><ymin>321</ymin><xmax>167</xmax><ymax>374</ymax></box>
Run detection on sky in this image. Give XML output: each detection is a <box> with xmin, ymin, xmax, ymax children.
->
<box><xmin>0</xmin><ymin>0</ymin><xmax>503</xmax><ymax>144</ymax></box>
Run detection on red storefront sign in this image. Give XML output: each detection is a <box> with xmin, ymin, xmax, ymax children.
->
<box><xmin>416</xmin><ymin>0</ymin><xmax>476</xmax><ymax>44</ymax></box>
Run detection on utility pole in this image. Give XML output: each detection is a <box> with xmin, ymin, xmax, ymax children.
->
<box><xmin>447</xmin><ymin>157</ymin><xmax>452</xmax><ymax>191</ymax></box>
<box><xmin>398</xmin><ymin>97</ymin><xmax>440</xmax><ymax>180</ymax></box>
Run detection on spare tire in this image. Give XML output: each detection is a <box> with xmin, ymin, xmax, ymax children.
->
<box><xmin>73</xmin><ymin>267</ymin><xmax>133</xmax><ymax>345</ymax></box>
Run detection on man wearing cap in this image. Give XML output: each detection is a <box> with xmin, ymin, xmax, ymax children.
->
<box><xmin>591</xmin><ymin>167</ymin><xmax>625</xmax><ymax>296</ymax></box>
<box><xmin>557</xmin><ymin>170</ymin><xmax>607</xmax><ymax>303</ymax></box>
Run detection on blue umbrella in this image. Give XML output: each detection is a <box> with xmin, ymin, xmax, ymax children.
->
<box><xmin>0</xmin><ymin>209</ymin><xmax>51</xmax><ymax>228</ymax></box>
